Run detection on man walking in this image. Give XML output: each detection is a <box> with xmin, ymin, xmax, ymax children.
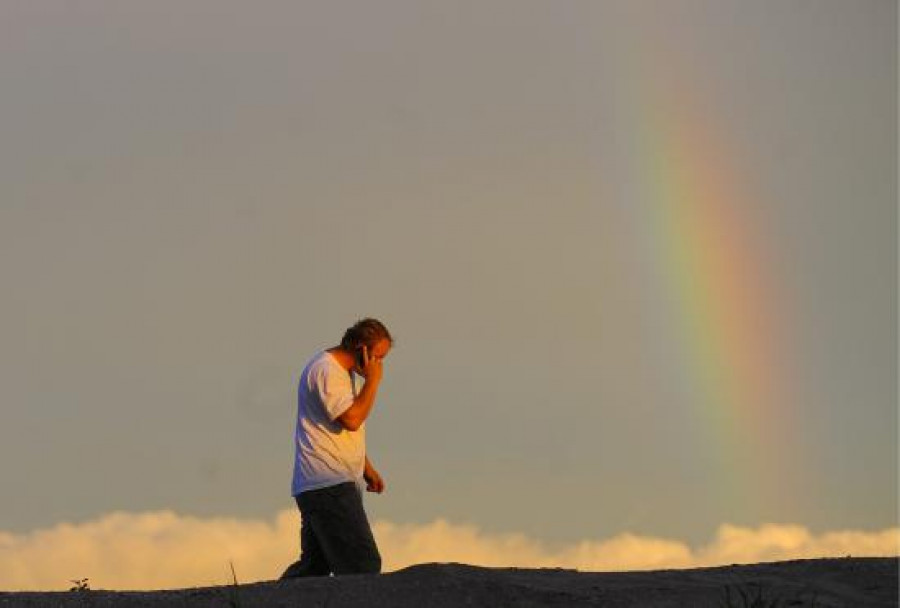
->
<box><xmin>280</xmin><ymin>318</ymin><xmax>393</xmax><ymax>578</ymax></box>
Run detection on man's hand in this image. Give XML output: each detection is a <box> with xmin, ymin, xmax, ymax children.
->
<box><xmin>359</xmin><ymin>345</ymin><xmax>384</xmax><ymax>383</ymax></box>
<box><xmin>363</xmin><ymin>466</ymin><xmax>385</xmax><ymax>494</ymax></box>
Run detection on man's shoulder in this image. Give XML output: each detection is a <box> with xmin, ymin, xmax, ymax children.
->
<box><xmin>304</xmin><ymin>350</ymin><xmax>344</xmax><ymax>379</ymax></box>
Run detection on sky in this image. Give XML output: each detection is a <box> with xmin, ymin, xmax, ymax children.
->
<box><xmin>0</xmin><ymin>0</ymin><xmax>897</xmax><ymax>589</ymax></box>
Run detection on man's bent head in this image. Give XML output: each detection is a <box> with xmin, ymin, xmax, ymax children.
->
<box><xmin>340</xmin><ymin>318</ymin><xmax>394</xmax><ymax>354</ymax></box>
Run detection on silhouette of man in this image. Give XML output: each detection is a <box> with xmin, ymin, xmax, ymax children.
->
<box><xmin>280</xmin><ymin>318</ymin><xmax>392</xmax><ymax>578</ymax></box>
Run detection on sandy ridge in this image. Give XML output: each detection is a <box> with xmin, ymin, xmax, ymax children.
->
<box><xmin>0</xmin><ymin>557</ymin><xmax>895</xmax><ymax>607</ymax></box>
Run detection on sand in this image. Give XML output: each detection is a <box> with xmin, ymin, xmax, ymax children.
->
<box><xmin>0</xmin><ymin>557</ymin><xmax>896</xmax><ymax>607</ymax></box>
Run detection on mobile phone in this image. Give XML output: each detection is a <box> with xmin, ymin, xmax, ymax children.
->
<box><xmin>355</xmin><ymin>347</ymin><xmax>366</xmax><ymax>370</ymax></box>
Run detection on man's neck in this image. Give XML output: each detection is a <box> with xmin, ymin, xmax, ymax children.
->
<box><xmin>326</xmin><ymin>346</ymin><xmax>354</xmax><ymax>372</ymax></box>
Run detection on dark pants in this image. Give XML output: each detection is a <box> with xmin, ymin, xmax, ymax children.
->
<box><xmin>280</xmin><ymin>481</ymin><xmax>381</xmax><ymax>578</ymax></box>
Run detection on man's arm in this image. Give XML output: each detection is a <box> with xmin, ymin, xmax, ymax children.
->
<box><xmin>337</xmin><ymin>357</ymin><xmax>383</xmax><ymax>432</ymax></box>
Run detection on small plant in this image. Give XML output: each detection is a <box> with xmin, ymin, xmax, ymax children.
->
<box><xmin>718</xmin><ymin>581</ymin><xmax>821</xmax><ymax>607</ymax></box>
<box><xmin>225</xmin><ymin>560</ymin><xmax>242</xmax><ymax>608</ymax></box>
<box><xmin>68</xmin><ymin>578</ymin><xmax>90</xmax><ymax>592</ymax></box>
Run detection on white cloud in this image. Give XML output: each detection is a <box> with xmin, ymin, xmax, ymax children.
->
<box><xmin>0</xmin><ymin>510</ymin><xmax>896</xmax><ymax>591</ymax></box>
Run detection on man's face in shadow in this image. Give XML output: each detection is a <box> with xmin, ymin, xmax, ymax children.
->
<box><xmin>355</xmin><ymin>338</ymin><xmax>392</xmax><ymax>374</ymax></box>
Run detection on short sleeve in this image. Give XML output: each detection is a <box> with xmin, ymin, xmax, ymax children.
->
<box><xmin>313</xmin><ymin>363</ymin><xmax>355</xmax><ymax>422</ymax></box>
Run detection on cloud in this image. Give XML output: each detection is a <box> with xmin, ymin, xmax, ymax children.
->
<box><xmin>0</xmin><ymin>510</ymin><xmax>896</xmax><ymax>590</ymax></box>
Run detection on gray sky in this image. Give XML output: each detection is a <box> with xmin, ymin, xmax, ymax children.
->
<box><xmin>0</xmin><ymin>0</ymin><xmax>895</xmax><ymax>549</ymax></box>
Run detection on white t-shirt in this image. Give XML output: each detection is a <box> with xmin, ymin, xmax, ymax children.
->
<box><xmin>291</xmin><ymin>350</ymin><xmax>366</xmax><ymax>496</ymax></box>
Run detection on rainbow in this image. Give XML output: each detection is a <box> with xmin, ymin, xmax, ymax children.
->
<box><xmin>610</xmin><ymin>17</ymin><xmax>798</xmax><ymax>513</ymax></box>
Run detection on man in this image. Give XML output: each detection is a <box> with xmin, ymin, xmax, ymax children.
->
<box><xmin>280</xmin><ymin>318</ymin><xmax>393</xmax><ymax>578</ymax></box>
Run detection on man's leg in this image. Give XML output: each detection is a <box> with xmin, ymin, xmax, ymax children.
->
<box><xmin>302</xmin><ymin>481</ymin><xmax>381</xmax><ymax>575</ymax></box>
<box><xmin>280</xmin><ymin>497</ymin><xmax>331</xmax><ymax>579</ymax></box>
